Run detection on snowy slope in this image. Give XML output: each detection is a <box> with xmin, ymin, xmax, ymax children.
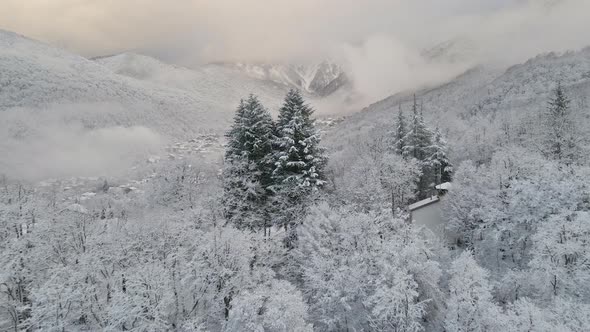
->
<box><xmin>0</xmin><ymin>30</ymin><xmax>293</xmax><ymax>179</ymax></box>
<box><xmin>325</xmin><ymin>47</ymin><xmax>590</xmax><ymax>165</ymax></box>
<box><xmin>0</xmin><ymin>30</ymin><xmax>289</xmax><ymax>137</ymax></box>
<box><xmin>95</xmin><ymin>54</ymin><xmax>357</xmax><ymax>116</ymax></box>
<box><xmin>0</xmin><ymin>29</ymin><xmax>353</xmax><ymax>179</ymax></box>
<box><xmin>93</xmin><ymin>52</ymin><xmax>289</xmax><ymax>110</ymax></box>
<box><xmin>0</xmin><ymin>32</ymin><xmax>198</xmax><ymax>135</ymax></box>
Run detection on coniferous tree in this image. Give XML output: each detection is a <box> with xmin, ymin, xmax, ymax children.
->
<box><xmin>403</xmin><ymin>95</ymin><xmax>432</xmax><ymax>161</ymax></box>
<box><xmin>428</xmin><ymin>127</ymin><xmax>453</xmax><ymax>185</ymax></box>
<box><xmin>271</xmin><ymin>89</ymin><xmax>327</xmax><ymax>231</ymax></box>
<box><xmin>402</xmin><ymin>97</ymin><xmax>419</xmax><ymax>160</ymax></box>
<box><xmin>223</xmin><ymin>95</ymin><xmax>275</xmax><ymax>231</ymax></box>
<box><xmin>544</xmin><ymin>82</ymin><xmax>578</xmax><ymax>165</ymax></box>
<box><xmin>403</xmin><ymin>95</ymin><xmax>434</xmax><ymax>199</ymax></box>
<box><xmin>394</xmin><ymin>105</ymin><xmax>407</xmax><ymax>155</ymax></box>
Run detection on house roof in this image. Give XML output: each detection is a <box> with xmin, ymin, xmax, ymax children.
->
<box><xmin>408</xmin><ymin>196</ymin><xmax>440</xmax><ymax>211</ymax></box>
<box><xmin>435</xmin><ymin>182</ymin><xmax>452</xmax><ymax>190</ymax></box>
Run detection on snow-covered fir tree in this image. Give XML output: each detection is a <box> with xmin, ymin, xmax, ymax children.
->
<box><xmin>390</xmin><ymin>99</ymin><xmax>453</xmax><ymax>200</ymax></box>
<box><xmin>222</xmin><ymin>95</ymin><xmax>275</xmax><ymax>231</ymax></box>
<box><xmin>427</xmin><ymin>127</ymin><xmax>453</xmax><ymax>185</ymax></box>
<box><xmin>402</xmin><ymin>96</ymin><xmax>434</xmax><ymax>199</ymax></box>
<box><xmin>543</xmin><ymin>82</ymin><xmax>579</xmax><ymax>165</ymax></box>
<box><xmin>403</xmin><ymin>96</ymin><xmax>432</xmax><ymax>162</ymax></box>
<box><xmin>394</xmin><ymin>105</ymin><xmax>407</xmax><ymax>155</ymax></box>
<box><xmin>271</xmin><ymin>89</ymin><xmax>327</xmax><ymax>230</ymax></box>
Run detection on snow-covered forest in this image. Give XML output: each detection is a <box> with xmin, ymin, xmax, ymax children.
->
<box><xmin>2</xmin><ymin>78</ymin><xmax>589</xmax><ymax>330</ymax></box>
<box><xmin>2</xmin><ymin>1</ymin><xmax>590</xmax><ymax>330</ymax></box>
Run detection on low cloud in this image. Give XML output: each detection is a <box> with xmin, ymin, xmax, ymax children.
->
<box><xmin>0</xmin><ymin>106</ymin><xmax>164</xmax><ymax>180</ymax></box>
<box><xmin>336</xmin><ymin>35</ymin><xmax>471</xmax><ymax>101</ymax></box>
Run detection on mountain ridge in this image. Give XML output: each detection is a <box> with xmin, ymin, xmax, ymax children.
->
<box><xmin>325</xmin><ymin>47</ymin><xmax>590</xmax><ymax>167</ymax></box>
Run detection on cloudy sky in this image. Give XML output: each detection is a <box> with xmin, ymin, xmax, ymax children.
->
<box><xmin>1</xmin><ymin>0</ymin><xmax>587</xmax><ymax>62</ymax></box>
<box><xmin>1</xmin><ymin>0</ymin><xmax>588</xmax><ymax>99</ymax></box>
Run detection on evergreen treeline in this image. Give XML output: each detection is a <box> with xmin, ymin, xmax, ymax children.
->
<box><xmin>394</xmin><ymin>95</ymin><xmax>453</xmax><ymax>200</ymax></box>
<box><xmin>222</xmin><ymin>90</ymin><xmax>327</xmax><ymax>235</ymax></box>
<box><xmin>543</xmin><ymin>82</ymin><xmax>580</xmax><ymax>165</ymax></box>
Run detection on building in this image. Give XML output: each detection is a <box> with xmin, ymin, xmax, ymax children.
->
<box><xmin>408</xmin><ymin>182</ymin><xmax>454</xmax><ymax>242</ymax></box>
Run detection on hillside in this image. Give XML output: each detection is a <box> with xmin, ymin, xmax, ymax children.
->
<box><xmin>0</xmin><ymin>30</ymin><xmax>292</xmax><ymax>137</ymax></box>
<box><xmin>0</xmin><ymin>30</ymin><xmax>297</xmax><ymax>179</ymax></box>
<box><xmin>325</xmin><ymin>47</ymin><xmax>590</xmax><ymax>166</ymax></box>
<box><xmin>93</xmin><ymin>52</ymin><xmax>292</xmax><ymax>113</ymax></box>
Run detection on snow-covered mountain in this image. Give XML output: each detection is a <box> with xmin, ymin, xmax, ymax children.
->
<box><xmin>326</xmin><ymin>47</ymin><xmax>590</xmax><ymax>165</ymax></box>
<box><xmin>0</xmin><ymin>30</ymin><xmax>293</xmax><ymax>137</ymax></box>
<box><xmin>92</xmin><ymin>53</ymin><xmax>289</xmax><ymax>103</ymax></box>
<box><xmin>0</xmin><ymin>29</ymin><xmax>355</xmax><ymax>179</ymax></box>
<box><xmin>4</xmin><ymin>27</ymin><xmax>589</xmax><ymax>179</ymax></box>
<box><xmin>223</xmin><ymin>61</ymin><xmax>349</xmax><ymax>97</ymax></box>
<box><xmin>0</xmin><ymin>30</ymin><xmax>296</xmax><ymax>178</ymax></box>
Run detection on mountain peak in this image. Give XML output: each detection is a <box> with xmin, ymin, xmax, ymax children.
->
<box><xmin>220</xmin><ymin>60</ymin><xmax>349</xmax><ymax>97</ymax></box>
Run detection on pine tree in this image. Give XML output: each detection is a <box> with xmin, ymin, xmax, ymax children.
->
<box><xmin>223</xmin><ymin>95</ymin><xmax>275</xmax><ymax>231</ymax></box>
<box><xmin>394</xmin><ymin>105</ymin><xmax>406</xmax><ymax>155</ymax></box>
<box><xmin>271</xmin><ymin>89</ymin><xmax>327</xmax><ymax>230</ymax></box>
<box><xmin>403</xmin><ymin>95</ymin><xmax>434</xmax><ymax>199</ymax></box>
<box><xmin>544</xmin><ymin>82</ymin><xmax>578</xmax><ymax>165</ymax></box>
<box><xmin>402</xmin><ymin>95</ymin><xmax>432</xmax><ymax>161</ymax></box>
<box><xmin>428</xmin><ymin>127</ymin><xmax>453</xmax><ymax>185</ymax></box>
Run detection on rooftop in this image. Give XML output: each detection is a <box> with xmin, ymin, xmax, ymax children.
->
<box><xmin>408</xmin><ymin>196</ymin><xmax>440</xmax><ymax>211</ymax></box>
<box><xmin>435</xmin><ymin>182</ymin><xmax>452</xmax><ymax>191</ymax></box>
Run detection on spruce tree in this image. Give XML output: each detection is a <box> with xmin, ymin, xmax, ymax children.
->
<box><xmin>223</xmin><ymin>95</ymin><xmax>275</xmax><ymax>231</ymax></box>
<box><xmin>402</xmin><ymin>95</ymin><xmax>434</xmax><ymax>199</ymax></box>
<box><xmin>428</xmin><ymin>127</ymin><xmax>453</xmax><ymax>185</ymax></box>
<box><xmin>402</xmin><ymin>95</ymin><xmax>432</xmax><ymax>161</ymax></box>
<box><xmin>544</xmin><ymin>82</ymin><xmax>578</xmax><ymax>165</ymax></box>
<box><xmin>271</xmin><ymin>89</ymin><xmax>327</xmax><ymax>230</ymax></box>
<box><xmin>394</xmin><ymin>104</ymin><xmax>406</xmax><ymax>155</ymax></box>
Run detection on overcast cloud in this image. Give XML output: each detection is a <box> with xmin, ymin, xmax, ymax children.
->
<box><xmin>1</xmin><ymin>0</ymin><xmax>589</xmax><ymax>100</ymax></box>
<box><xmin>0</xmin><ymin>0</ymin><xmax>587</xmax><ymax>61</ymax></box>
